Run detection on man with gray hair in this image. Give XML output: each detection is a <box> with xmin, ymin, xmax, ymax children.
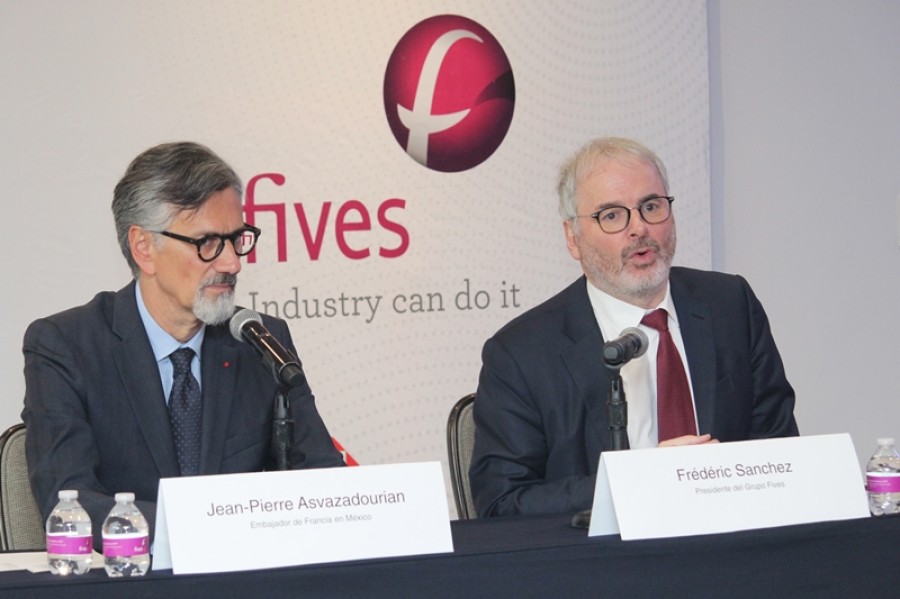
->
<box><xmin>470</xmin><ymin>137</ymin><xmax>798</xmax><ymax>518</ymax></box>
<box><xmin>23</xmin><ymin>142</ymin><xmax>344</xmax><ymax>547</ymax></box>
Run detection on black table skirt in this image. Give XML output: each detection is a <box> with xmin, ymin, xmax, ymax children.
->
<box><xmin>2</xmin><ymin>512</ymin><xmax>898</xmax><ymax>598</ymax></box>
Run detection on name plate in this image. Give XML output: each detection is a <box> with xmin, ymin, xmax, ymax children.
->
<box><xmin>153</xmin><ymin>461</ymin><xmax>453</xmax><ymax>574</ymax></box>
<box><xmin>588</xmin><ymin>433</ymin><xmax>869</xmax><ymax>540</ymax></box>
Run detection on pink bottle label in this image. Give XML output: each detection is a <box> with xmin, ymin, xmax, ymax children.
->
<box><xmin>46</xmin><ymin>534</ymin><xmax>92</xmax><ymax>554</ymax></box>
<box><xmin>866</xmin><ymin>473</ymin><xmax>900</xmax><ymax>493</ymax></box>
<box><xmin>102</xmin><ymin>534</ymin><xmax>149</xmax><ymax>557</ymax></box>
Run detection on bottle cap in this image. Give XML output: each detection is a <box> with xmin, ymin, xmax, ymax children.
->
<box><xmin>58</xmin><ymin>489</ymin><xmax>78</xmax><ymax>500</ymax></box>
<box><xmin>115</xmin><ymin>492</ymin><xmax>136</xmax><ymax>502</ymax></box>
<box><xmin>877</xmin><ymin>437</ymin><xmax>896</xmax><ymax>446</ymax></box>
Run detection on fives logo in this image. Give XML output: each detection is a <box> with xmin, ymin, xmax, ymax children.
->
<box><xmin>384</xmin><ymin>15</ymin><xmax>515</xmax><ymax>173</ymax></box>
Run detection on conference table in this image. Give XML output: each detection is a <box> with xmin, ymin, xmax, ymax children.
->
<box><xmin>2</xmin><ymin>512</ymin><xmax>897</xmax><ymax>598</ymax></box>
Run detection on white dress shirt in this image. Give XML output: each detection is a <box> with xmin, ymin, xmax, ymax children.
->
<box><xmin>585</xmin><ymin>279</ymin><xmax>698</xmax><ymax>447</ymax></box>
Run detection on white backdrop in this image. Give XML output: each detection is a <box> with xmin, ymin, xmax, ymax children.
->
<box><xmin>0</xmin><ymin>1</ymin><xmax>711</xmax><ymax>511</ymax></box>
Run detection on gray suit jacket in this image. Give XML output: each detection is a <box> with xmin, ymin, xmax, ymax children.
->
<box><xmin>22</xmin><ymin>281</ymin><xmax>344</xmax><ymax>545</ymax></box>
<box><xmin>470</xmin><ymin>268</ymin><xmax>799</xmax><ymax>517</ymax></box>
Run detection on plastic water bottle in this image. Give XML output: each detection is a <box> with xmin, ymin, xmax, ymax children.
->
<box><xmin>102</xmin><ymin>492</ymin><xmax>150</xmax><ymax>577</ymax></box>
<box><xmin>865</xmin><ymin>437</ymin><xmax>900</xmax><ymax>516</ymax></box>
<box><xmin>46</xmin><ymin>489</ymin><xmax>93</xmax><ymax>575</ymax></box>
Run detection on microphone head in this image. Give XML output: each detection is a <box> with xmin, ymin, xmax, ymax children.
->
<box><xmin>621</xmin><ymin>327</ymin><xmax>649</xmax><ymax>358</ymax></box>
<box><xmin>602</xmin><ymin>327</ymin><xmax>650</xmax><ymax>367</ymax></box>
<box><xmin>229</xmin><ymin>308</ymin><xmax>263</xmax><ymax>342</ymax></box>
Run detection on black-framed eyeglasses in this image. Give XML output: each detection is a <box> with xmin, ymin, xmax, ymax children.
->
<box><xmin>150</xmin><ymin>224</ymin><xmax>262</xmax><ymax>262</ymax></box>
<box><xmin>577</xmin><ymin>196</ymin><xmax>674</xmax><ymax>234</ymax></box>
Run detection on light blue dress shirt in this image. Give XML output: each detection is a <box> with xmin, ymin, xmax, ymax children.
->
<box><xmin>135</xmin><ymin>281</ymin><xmax>205</xmax><ymax>403</ymax></box>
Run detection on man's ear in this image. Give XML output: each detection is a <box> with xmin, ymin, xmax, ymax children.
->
<box><xmin>563</xmin><ymin>220</ymin><xmax>582</xmax><ymax>261</ymax></box>
<box><xmin>128</xmin><ymin>226</ymin><xmax>157</xmax><ymax>276</ymax></box>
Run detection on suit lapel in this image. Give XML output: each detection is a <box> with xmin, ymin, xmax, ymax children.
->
<box><xmin>199</xmin><ymin>325</ymin><xmax>239</xmax><ymax>474</ymax></box>
<box><xmin>559</xmin><ymin>278</ymin><xmax>612</xmax><ymax>452</ymax></box>
<box><xmin>110</xmin><ymin>282</ymin><xmax>181</xmax><ymax>477</ymax></box>
<box><xmin>670</xmin><ymin>272</ymin><xmax>717</xmax><ymax>435</ymax></box>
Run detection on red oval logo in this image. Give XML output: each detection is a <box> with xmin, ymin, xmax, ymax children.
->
<box><xmin>384</xmin><ymin>15</ymin><xmax>515</xmax><ymax>173</ymax></box>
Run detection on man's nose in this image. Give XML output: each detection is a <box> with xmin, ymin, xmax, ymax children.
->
<box><xmin>215</xmin><ymin>241</ymin><xmax>242</xmax><ymax>273</ymax></box>
<box><xmin>625</xmin><ymin>207</ymin><xmax>649</xmax><ymax>236</ymax></box>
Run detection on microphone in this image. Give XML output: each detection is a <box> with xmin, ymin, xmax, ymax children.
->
<box><xmin>602</xmin><ymin>327</ymin><xmax>649</xmax><ymax>368</ymax></box>
<box><xmin>229</xmin><ymin>309</ymin><xmax>306</xmax><ymax>388</ymax></box>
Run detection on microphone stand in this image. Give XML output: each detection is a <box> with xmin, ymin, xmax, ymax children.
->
<box><xmin>233</xmin><ymin>310</ymin><xmax>307</xmax><ymax>471</ymax></box>
<box><xmin>571</xmin><ymin>364</ymin><xmax>629</xmax><ymax>529</ymax></box>
<box><xmin>272</xmin><ymin>386</ymin><xmax>294</xmax><ymax>471</ymax></box>
<box><xmin>607</xmin><ymin>368</ymin><xmax>630</xmax><ymax>451</ymax></box>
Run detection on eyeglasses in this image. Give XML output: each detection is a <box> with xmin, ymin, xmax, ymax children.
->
<box><xmin>577</xmin><ymin>196</ymin><xmax>674</xmax><ymax>234</ymax></box>
<box><xmin>150</xmin><ymin>224</ymin><xmax>262</xmax><ymax>262</ymax></box>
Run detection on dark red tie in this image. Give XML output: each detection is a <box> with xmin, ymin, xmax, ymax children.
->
<box><xmin>641</xmin><ymin>309</ymin><xmax>697</xmax><ymax>442</ymax></box>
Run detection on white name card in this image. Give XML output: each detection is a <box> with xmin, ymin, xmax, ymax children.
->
<box><xmin>153</xmin><ymin>461</ymin><xmax>453</xmax><ymax>574</ymax></box>
<box><xmin>588</xmin><ymin>433</ymin><xmax>869</xmax><ymax>540</ymax></box>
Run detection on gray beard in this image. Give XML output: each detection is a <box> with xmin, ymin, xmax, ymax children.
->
<box><xmin>193</xmin><ymin>287</ymin><xmax>236</xmax><ymax>325</ymax></box>
<box><xmin>582</xmin><ymin>230</ymin><xmax>676</xmax><ymax>306</ymax></box>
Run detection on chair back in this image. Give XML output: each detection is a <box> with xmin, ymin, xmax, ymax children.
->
<box><xmin>447</xmin><ymin>393</ymin><xmax>477</xmax><ymax>519</ymax></box>
<box><xmin>0</xmin><ymin>424</ymin><xmax>46</xmax><ymax>550</ymax></box>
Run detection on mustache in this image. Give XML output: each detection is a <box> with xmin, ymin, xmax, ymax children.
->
<box><xmin>621</xmin><ymin>237</ymin><xmax>661</xmax><ymax>260</ymax></box>
<box><xmin>200</xmin><ymin>273</ymin><xmax>238</xmax><ymax>288</ymax></box>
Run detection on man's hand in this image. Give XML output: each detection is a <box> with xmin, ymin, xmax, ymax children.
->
<box><xmin>658</xmin><ymin>433</ymin><xmax>718</xmax><ymax>448</ymax></box>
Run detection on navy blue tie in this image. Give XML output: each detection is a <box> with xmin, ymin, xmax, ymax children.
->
<box><xmin>168</xmin><ymin>347</ymin><xmax>202</xmax><ymax>476</ymax></box>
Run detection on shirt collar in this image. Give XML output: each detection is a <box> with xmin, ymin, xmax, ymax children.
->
<box><xmin>135</xmin><ymin>279</ymin><xmax>205</xmax><ymax>361</ymax></box>
<box><xmin>585</xmin><ymin>278</ymin><xmax>678</xmax><ymax>338</ymax></box>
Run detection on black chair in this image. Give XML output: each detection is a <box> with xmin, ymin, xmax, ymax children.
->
<box><xmin>0</xmin><ymin>423</ymin><xmax>45</xmax><ymax>550</ymax></box>
<box><xmin>446</xmin><ymin>394</ymin><xmax>477</xmax><ymax>519</ymax></box>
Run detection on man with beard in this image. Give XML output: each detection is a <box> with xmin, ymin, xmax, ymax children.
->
<box><xmin>469</xmin><ymin>137</ymin><xmax>798</xmax><ymax>518</ymax></box>
<box><xmin>22</xmin><ymin>142</ymin><xmax>344</xmax><ymax>546</ymax></box>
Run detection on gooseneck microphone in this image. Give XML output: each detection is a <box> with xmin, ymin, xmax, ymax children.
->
<box><xmin>229</xmin><ymin>309</ymin><xmax>306</xmax><ymax>388</ymax></box>
<box><xmin>601</xmin><ymin>327</ymin><xmax>649</xmax><ymax>368</ymax></box>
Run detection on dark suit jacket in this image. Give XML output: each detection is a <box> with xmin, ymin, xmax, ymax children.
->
<box><xmin>22</xmin><ymin>281</ymin><xmax>344</xmax><ymax>545</ymax></box>
<box><xmin>470</xmin><ymin>268</ymin><xmax>799</xmax><ymax>517</ymax></box>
